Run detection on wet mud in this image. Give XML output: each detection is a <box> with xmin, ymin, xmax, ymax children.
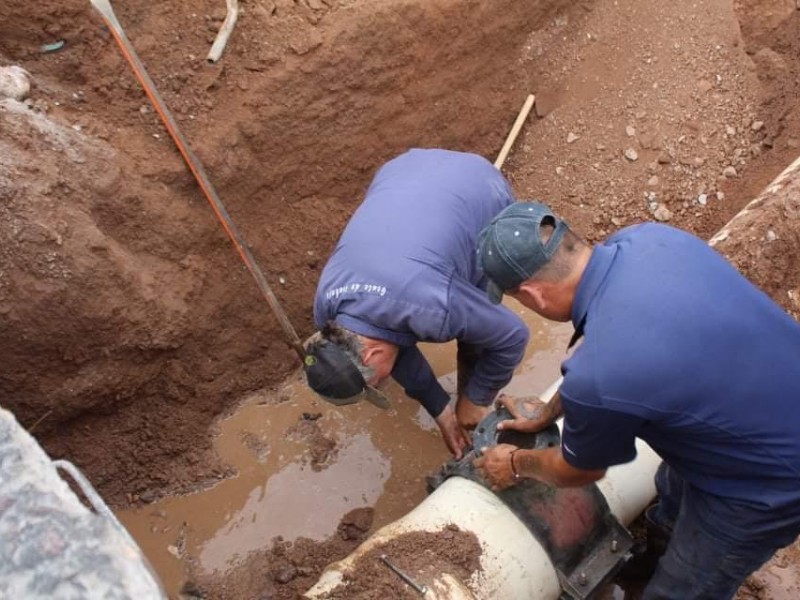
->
<box><xmin>116</xmin><ymin>305</ymin><xmax>573</xmax><ymax>597</ymax></box>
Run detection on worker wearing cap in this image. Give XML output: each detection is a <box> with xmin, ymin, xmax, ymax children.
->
<box><xmin>304</xmin><ymin>149</ymin><xmax>529</xmax><ymax>459</ymax></box>
<box><xmin>473</xmin><ymin>202</ymin><xmax>800</xmax><ymax>599</ymax></box>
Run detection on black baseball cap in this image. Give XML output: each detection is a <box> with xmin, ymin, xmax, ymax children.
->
<box><xmin>303</xmin><ymin>338</ymin><xmax>390</xmax><ymax>409</ymax></box>
<box><xmin>478</xmin><ymin>201</ymin><xmax>568</xmax><ymax>304</ymax></box>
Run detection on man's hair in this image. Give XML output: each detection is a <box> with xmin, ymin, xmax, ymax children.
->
<box><xmin>528</xmin><ymin>218</ymin><xmax>587</xmax><ymax>282</ymax></box>
<box><xmin>306</xmin><ymin>322</ymin><xmax>375</xmax><ymax>383</ymax></box>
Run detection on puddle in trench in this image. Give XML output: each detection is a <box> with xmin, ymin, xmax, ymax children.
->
<box><xmin>116</xmin><ymin>300</ymin><xmax>573</xmax><ymax>595</ymax></box>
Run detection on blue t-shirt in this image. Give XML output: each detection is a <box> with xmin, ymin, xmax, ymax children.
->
<box><xmin>560</xmin><ymin>224</ymin><xmax>800</xmax><ymax>521</ymax></box>
<box><xmin>314</xmin><ymin>149</ymin><xmax>529</xmax><ymax>417</ymax></box>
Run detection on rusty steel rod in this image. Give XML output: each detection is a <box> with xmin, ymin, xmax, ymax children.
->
<box><xmin>89</xmin><ymin>0</ymin><xmax>305</xmax><ymax>361</ymax></box>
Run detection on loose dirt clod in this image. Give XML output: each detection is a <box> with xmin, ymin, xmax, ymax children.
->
<box><xmin>286</xmin><ymin>415</ymin><xmax>338</xmax><ymax>471</ymax></box>
<box><xmin>320</xmin><ymin>525</ymin><xmax>482</xmax><ymax>600</ymax></box>
<box><xmin>192</xmin><ymin>508</ymin><xmax>376</xmax><ymax>600</ymax></box>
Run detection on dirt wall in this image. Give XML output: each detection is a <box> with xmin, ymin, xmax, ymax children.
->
<box><xmin>0</xmin><ymin>0</ymin><xmax>572</xmax><ymax>503</ymax></box>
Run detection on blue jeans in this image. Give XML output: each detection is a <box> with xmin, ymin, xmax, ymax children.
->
<box><xmin>642</xmin><ymin>464</ymin><xmax>798</xmax><ymax>600</ymax></box>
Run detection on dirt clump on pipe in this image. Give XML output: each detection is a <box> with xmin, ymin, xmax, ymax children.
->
<box><xmin>319</xmin><ymin>524</ymin><xmax>482</xmax><ymax>600</ymax></box>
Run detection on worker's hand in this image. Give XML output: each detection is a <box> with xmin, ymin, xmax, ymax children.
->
<box><xmin>474</xmin><ymin>444</ymin><xmax>519</xmax><ymax>491</ymax></box>
<box><xmin>455</xmin><ymin>395</ymin><xmax>491</xmax><ymax>432</ymax></box>
<box><xmin>496</xmin><ymin>394</ymin><xmax>552</xmax><ymax>433</ymax></box>
<box><xmin>434</xmin><ymin>403</ymin><xmax>470</xmax><ymax>460</ymax></box>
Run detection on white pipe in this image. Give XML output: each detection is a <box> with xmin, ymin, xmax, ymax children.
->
<box><xmin>305</xmin><ymin>402</ymin><xmax>661</xmax><ymax>599</ymax></box>
<box><xmin>207</xmin><ymin>0</ymin><xmax>239</xmax><ymax>64</ymax></box>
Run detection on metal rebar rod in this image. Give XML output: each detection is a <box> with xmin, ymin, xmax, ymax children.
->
<box><xmin>90</xmin><ymin>0</ymin><xmax>305</xmax><ymax>361</ymax></box>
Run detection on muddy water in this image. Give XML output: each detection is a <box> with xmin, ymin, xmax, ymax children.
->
<box><xmin>117</xmin><ymin>300</ymin><xmax>573</xmax><ymax>595</ymax></box>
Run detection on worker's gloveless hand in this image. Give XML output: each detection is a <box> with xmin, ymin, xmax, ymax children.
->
<box><xmin>434</xmin><ymin>403</ymin><xmax>470</xmax><ymax>460</ymax></box>
<box><xmin>455</xmin><ymin>395</ymin><xmax>491</xmax><ymax>432</ymax></box>
<box><xmin>496</xmin><ymin>394</ymin><xmax>551</xmax><ymax>433</ymax></box>
<box><xmin>474</xmin><ymin>443</ymin><xmax>519</xmax><ymax>491</ymax></box>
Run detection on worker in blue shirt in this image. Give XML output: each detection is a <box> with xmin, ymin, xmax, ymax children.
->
<box><xmin>473</xmin><ymin>202</ymin><xmax>800</xmax><ymax>599</ymax></box>
<box><xmin>303</xmin><ymin>149</ymin><xmax>529</xmax><ymax>459</ymax></box>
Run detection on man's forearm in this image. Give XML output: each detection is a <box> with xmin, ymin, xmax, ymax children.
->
<box><xmin>542</xmin><ymin>391</ymin><xmax>564</xmax><ymax>425</ymax></box>
<box><xmin>514</xmin><ymin>446</ymin><xmax>605</xmax><ymax>487</ymax></box>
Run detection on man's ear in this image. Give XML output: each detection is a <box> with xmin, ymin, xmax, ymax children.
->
<box><xmin>361</xmin><ymin>339</ymin><xmax>388</xmax><ymax>366</ymax></box>
<box><xmin>516</xmin><ymin>281</ymin><xmax>547</xmax><ymax>313</ymax></box>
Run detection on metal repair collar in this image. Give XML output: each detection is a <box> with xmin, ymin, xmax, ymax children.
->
<box><xmin>428</xmin><ymin>407</ymin><xmax>633</xmax><ymax>600</ymax></box>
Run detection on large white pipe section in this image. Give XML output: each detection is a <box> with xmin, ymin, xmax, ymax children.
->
<box><xmin>306</xmin><ymin>379</ymin><xmax>662</xmax><ymax>599</ymax></box>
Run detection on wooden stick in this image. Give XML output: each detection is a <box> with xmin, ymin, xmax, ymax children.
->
<box><xmin>494</xmin><ymin>94</ymin><xmax>536</xmax><ymax>169</ymax></box>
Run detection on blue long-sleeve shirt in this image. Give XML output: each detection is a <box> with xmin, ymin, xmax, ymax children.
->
<box><xmin>313</xmin><ymin>149</ymin><xmax>529</xmax><ymax>417</ymax></box>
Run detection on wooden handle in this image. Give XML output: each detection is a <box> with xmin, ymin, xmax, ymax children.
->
<box><xmin>494</xmin><ymin>94</ymin><xmax>536</xmax><ymax>169</ymax></box>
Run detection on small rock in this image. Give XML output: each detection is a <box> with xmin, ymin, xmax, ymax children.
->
<box><xmin>555</xmin><ymin>166</ymin><xmax>565</xmax><ymax>176</ymax></box>
<box><xmin>623</xmin><ymin>147</ymin><xmax>639</xmax><ymax>161</ymax></box>
<box><xmin>341</xmin><ymin>507</ymin><xmax>374</xmax><ymax>532</ymax></box>
<box><xmin>647</xmin><ymin>175</ymin><xmax>660</xmax><ymax>187</ymax></box>
<box><xmin>639</xmin><ymin>133</ymin><xmax>660</xmax><ymax>150</ymax></box>
<box><xmin>657</xmin><ymin>153</ymin><xmax>671</xmax><ymax>164</ymax></box>
<box><xmin>697</xmin><ymin>194</ymin><xmax>708</xmax><ymax>206</ymax></box>
<box><xmin>751</xmin><ymin>120</ymin><xmax>764</xmax><ymax>132</ymax></box>
<box><xmin>653</xmin><ymin>205</ymin><xmax>673</xmax><ymax>222</ymax></box>
<box><xmin>723</xmin><ymin>166</ymin><xmax>738</xmax><ymax>178</ymax></box>
<box><xmin>0</xmin><ymin>65</ymin><xmax>31</xmax><ymax>100</ymax></box>
<box><xmin>167</xmin><ymin>545</ymin><xmax>182</xmax><ymax>559</ymax></box>
<box><xmin>567</xmin><ymin>132</ymin><xmax>580</xmax><ymax>144</ymax></box>
<box><xmin>273</xmin><ymin>565</ymin><xmax>298</xmax><ymax>584</ymax></box>
<box><xmin>180</xmin><ymin>580</ymin><xmax>204</xmax><ymax>598</ymax></box>
<box><xmin>625</xmin><ymin>125</ymin><xmax>636</xmax><ymax>137</ymax></box>
<box><xmin>697</xmin><ymin>79</ymin><xmax>713</xmax><ymax>93</ymax></box>
<box><xmin>277</xmin><ymin>386</ymin><xmax>293</xmax><ymax>403</ymax></box>
<box><xmin>716</xmin><ymin>191</ymin><xmax>725</xmax><ymax>201</ymax></box>
<box><xmin>289</xmin><ymin>30</ymin><xmax>323</xmax><ymax>55</ymax></box>
<box><xmin>611</xmin><ymin>216</ymin><xmax>623</xmax><ymax>227</ymax></box>
<box><xmin>725</xmin><ymin>126</ymin><xmax>737</xmax><ymax>136</ymax></box>
<box><xmin>766</xmin><ymin>230</ymin><xmax>777</xmax><ymax>242</ymax></box>
<box><xmin>694</xmin><ymin>157</ymin><xmax>706</xmax><ymax>167</ymax></box>
<box><xmin>279</xmin><ymin>276</ymin><xmax>286</xmax><ymax>285</ymax></box>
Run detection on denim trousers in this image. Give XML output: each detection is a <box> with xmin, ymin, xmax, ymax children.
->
<box><xmin>642</xmin><ymin>463</ymin><xmax>798</xmax><ymax>600</ymax></box>
<box><xmin>456</xmin><ymin>341</ymin><xmax>481</xmax><ymax>397</ymax></box>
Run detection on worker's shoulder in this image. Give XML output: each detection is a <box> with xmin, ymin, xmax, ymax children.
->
<box><xmin>374</xmin><ymin>148</ymin><xmax>501</xmax><ymax>186</ymax></box>
<box><xmin>389</xmin><ymin>147</ymin><xmax>492</xmax><ymax>167</ymax></box>
<box><xmin>608</xmin><ymin>221</ymin><xmax>702</xmax><ymax>246</ymax></box>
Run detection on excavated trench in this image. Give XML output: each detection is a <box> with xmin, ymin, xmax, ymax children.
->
<box><xmin>0</xmin><ymin>0</ymin><xmax>572</xmax><ymax>506</ymax></box>
<box><xmin>2</xmin><ymin>0</ymin><xmax>800</xmax><ymax>598</ymax></box>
